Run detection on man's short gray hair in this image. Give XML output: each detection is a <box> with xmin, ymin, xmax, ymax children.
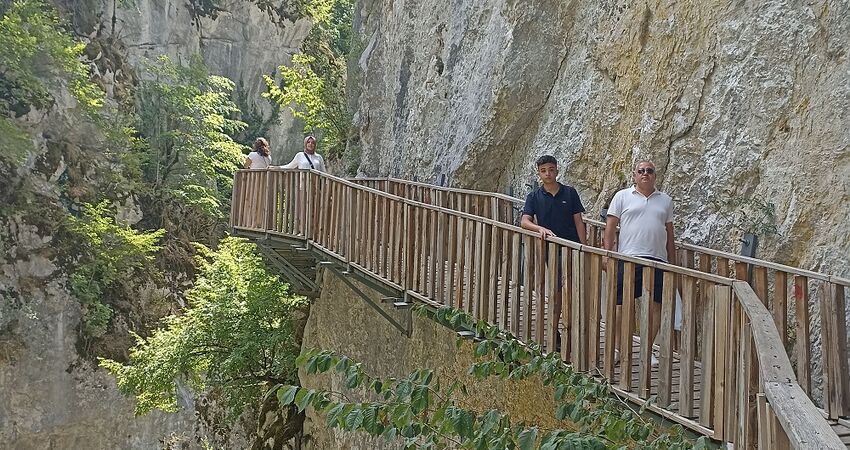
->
<box><xmin>633</xmin><ymin>159</ymin><xmax>656</xmax><ymax>171</ymax></box>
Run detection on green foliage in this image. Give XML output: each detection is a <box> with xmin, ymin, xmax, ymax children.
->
<box><xmin>264</xmin><ymin>0</ymin><xmax>353</xmax><ymax>160</ymax></box>
<box><xmin>279</xmin><ymin>306</ymin><xmax>708</xmax><ymax>449</ymax></box>
<box><xmin>0</xmin><ymin>0</ymin><xmax>104</xmax><ymax>162</ymax></box>
<box><xmin>134</xmin><ymin>55</ymin><xmax>247</xmax><ymax>225</ymax></box>
<box><xmin>66</xmin><ymin>201</ymin><xmax>165</xmax><ymax>338</ymax></box>
<box><xmin>100</xmin><ymin>237</ymin><xmax>308</xmax><ymax>418</ymax></box>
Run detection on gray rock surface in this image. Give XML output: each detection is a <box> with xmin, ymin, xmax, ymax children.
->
<box><xmin>350</xmin><ymin>0</ymin><xmax>850</xmax><ymax>276</ymax></box>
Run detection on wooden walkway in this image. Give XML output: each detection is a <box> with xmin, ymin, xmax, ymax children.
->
<box><xmin>231</xmin><ymin>169</ymin><xmax>850</xmax><ymax>449</ymax></box>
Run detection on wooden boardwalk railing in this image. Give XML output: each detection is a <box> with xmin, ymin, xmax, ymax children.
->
<box><xmin>232</xmin><ymin>169</ymin><xmax>847</xmax><ymax>448</ymax></box>
<box><xmin>355</xmin><ymin>176</ymin><xmax>850</xmax><ymax>423</ymax></box>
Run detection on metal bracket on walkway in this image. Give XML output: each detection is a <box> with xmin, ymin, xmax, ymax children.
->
<box><xmin>325</xmin><ymin>265</ymin><xmax>411</xmax><ymax>337</ymax></box>
<box><xmin>256</xmin><ymin>244</ymin><xmax>319</xmax><ymax>295</ymax></box>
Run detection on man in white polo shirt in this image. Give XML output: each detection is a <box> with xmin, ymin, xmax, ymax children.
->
<box><xmin>603</xmin><ymin>160</ymin><xmax>676</xmax><ymax>365</ymax></box>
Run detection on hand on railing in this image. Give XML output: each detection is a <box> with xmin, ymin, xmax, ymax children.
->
<box><xmin>537</xmin><ymin>226</ymin><xmax>556</xmax><ymax>240</ymax></box>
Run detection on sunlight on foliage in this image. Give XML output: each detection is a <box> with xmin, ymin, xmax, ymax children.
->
<box><xmin>67</xmin><ymin>201</ymin><xmax>165</xmax><ymax>338</ymax></box>
<box><xmin>135</xmin><ymin>55</ymin><xmax>247</xmax><ymax>223</ymax></box>
<box><xmin>264</xmin><ymin>0</ymin><xmax>353</xmax><ymax>160</ymax></box>
<box><xmin>100</xmin><ymin>237</ymin><xmax>307</xmax><ymax>418</ymax></box>
<box><xmin>0</xmin><ymin>0</ymin><xmax>104</xmax><ymax>162</ymax></box>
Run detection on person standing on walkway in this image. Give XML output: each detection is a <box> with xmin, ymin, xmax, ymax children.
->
<box><xmin>521</xmin><ymin>155</ymin><xmax>587</xmax><ymax>350</ymax></box>
<box><xmin>281</xmin><ymin>135</ymin><xmax>326</xmax><ymax>172</ymax></box>
<box><xmin>244</xmin><ymin>137</ymin><xmax>272</xmax><ymax>169</ymax></box>
<box><xmin>603</xmin><ymin>159</ymin><xmax>676</xmax><ymax>366</ymax></box>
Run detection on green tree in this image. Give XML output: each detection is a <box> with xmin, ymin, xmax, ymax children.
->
<box><xmin>0</xmin><ymin>0</ymin><xmax>104</xmax><ymax>162</ymax></box>
<box><xmin>66</xmin><ymin>201</ymin><xmax>165</xmax><ymax>338</ymax></box>
<box><xmin>100</xmin><ymin>237</ymin><xmax>308</xmax><ymax>418</ymax></box>
<box><xmin>264</xmin><ymin>0</ymin><xmax>353</xmax><ymax>160</ymax></box>
<box><xmin>134</xmin><ymin>55</ymin><xmax>247</xmax><ymax>237</ymax></box>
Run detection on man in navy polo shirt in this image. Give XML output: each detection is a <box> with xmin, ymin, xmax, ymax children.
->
<box><xmin>521</xmin><ymin>155</ymin><xmax>587</xmax><ymax>351</ymax></box>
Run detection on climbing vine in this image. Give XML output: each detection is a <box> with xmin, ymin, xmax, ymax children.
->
<box><xmin>277</xmin><ymin>306</ymin><xmax>709</xmax><ymax>449</ymax></box>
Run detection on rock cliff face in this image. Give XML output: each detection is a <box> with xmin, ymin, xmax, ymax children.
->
<box><xmin>62</xmin><ymin>0</ymin><xmax>312</xmax><ymax>160</ymax></box>
<box><xmin>0</xmin><ymin>1</ymin><xmax>309</xmax><ymax>448</ymax></box>
<box><xmin>350</xmin><ymin>0</ymin><xmax>850</xmax><ymax>275</ymax></box>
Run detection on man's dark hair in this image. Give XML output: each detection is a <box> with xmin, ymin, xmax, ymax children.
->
<box><xmin>535</xmin><ymin>155</ymin><xmax>558</xmax><ymax>167</ymax></box>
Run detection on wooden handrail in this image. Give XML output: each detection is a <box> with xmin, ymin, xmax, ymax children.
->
<box><xmin>232</xmin><ymin>169</ymin><xmax>847</xmax><ymax>447</ymax></box>
<box><xmin>352</xmin><ymin>177</ymin><xmax>850</xmax><ymax>286</ymax></box>
<box><xmin>732</xmin><ymin>281</ymin><xmax>845</xmax><ymax>449</ymax></box>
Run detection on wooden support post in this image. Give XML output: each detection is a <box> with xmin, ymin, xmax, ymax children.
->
<box><xmin>794</xmin><ymin>276</ymin><xmax>811</xmax><ymax>395</ymax></box>
<box><xmin>821</xmin><ymin>283</ymin><xmax>850</xmax><ymax>419</ymax></box>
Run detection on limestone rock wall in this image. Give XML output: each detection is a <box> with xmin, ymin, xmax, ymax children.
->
<box><xmin>350</xmin><ymin>0</ymin><xmax>850</xmax><ymax>276</ymax></box>
<box><xmin>62</xmin><ymin>0</ymin><xmax>312</xmax><ymax>160</ymax></box>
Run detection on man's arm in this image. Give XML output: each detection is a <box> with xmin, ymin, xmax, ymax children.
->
<box><xmin>573</xmin><ymin>213</ymin><xmax>587</xmax><ymax>245</ymax></box>
<box><xmin>665</xmin><ymin>221</ymin><xmax>676</xmax><ymax>266</ymax></box>
<box><xmin>521</xmin><ymin>214</ymin><xmax>554</xmax><ymax>239</ymax></box>
<box><xmin>603</xmin><ymin>215</ymin><xmax>619</xmax><ymax>252</ymax></box>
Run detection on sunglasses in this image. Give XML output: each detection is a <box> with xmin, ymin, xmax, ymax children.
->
<box><xmin>636</xmin><ymin>167</ymin><xmax>656</xmax><ymax>175</ymax></box>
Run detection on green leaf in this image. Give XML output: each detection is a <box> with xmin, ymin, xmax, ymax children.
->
<box><xmin>277</xmin><ymin>385</ymin><xmax>298</xmax><ymax>406</ymax></box>
<box><xmin>517</xmin><ymin>427</ymin><xmax>538</xmax><ymax>450</ymax></box>
<box><xmin>325</xmin><ymin>403</ymin><xmax>346</xmax><ymax>426</ymax></box>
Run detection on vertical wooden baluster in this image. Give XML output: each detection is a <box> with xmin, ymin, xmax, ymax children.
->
<box><xmin>587</xmin><ymin>253</ymin><xmax>602</xmax><ymax>370</ymax></box>
<box><xmin>561</xmin><ymin>249</ymin><xmax>571</xmax><ymax>360</ymax></box>
<box><xmin>717</xmin><ymin>257</ymin><xmax>730</xmax><ymax>278</ymax></box>
<box><xmin>753</xmin><ymin>266</ymin><xmax>768</xmax><ymax>306</ymax></box>
<box><xmin>546</xmin><ymin>242</ymin><xmax>558</xmax><ymax>352</ymax></box>
<box><xmin>499</xmin><ymin>228</ymin><xmax>511</xmax><ymax>329</ymax></box>
<box><xmin>404</xmin><ymin>202</ymin><xmax>414</xmax><ymax>291</ymax></box>
<box><xmin>488</xmin><ymin>225</ymin><xmax>499</xmax><ymax>324</ymax></box>
<box><xmin>570</xmin><ymin>248</ymin><xmax>582</xmax><ymax>367</ymax></box>
<box><xmin>735</xmin><ymin>261</ymin><xmax>748</xmax><ymax>282</ymax></box>
<box><xmin>510</xmin><ymin>234</ymin><xmax>521</xmax><ymax>336</ymax></box>
<box><xmin>724</xmin><ymin>288</ymin><xmax>740</xmax><ymax>442</ymax></box>
<box><xmin>472</xmin><ymin>221</ymin><xmax>484</xmax><ymax>318</ymax></box>
<box><xmin>435</xmin><ymin>210</ymin><xmax>445</xmax><ymax>303</ymax></box>
<box><xmin>535</xmin><ymin>239</ymin><xmax>546</xmax><ymax>346</ymax></box>
<box><xmin>699</xmin><ymin>283</ymin><xmax>715</xmax><ymax>429</ymax></box>
<box><xmin>479</xmin><ymin>224</ymin><xmax>492</xmax><ymax>320</ymax></box>
<box><xmin>794</xmin><ymin>276</ymin><xmax>811</xmax><ymax>395</ymax></box>
<box><xmin>737</xmin><ymin>304</ymin><xmax>752</xmax><ymax>450</ymax></box>
<box><xmin>454</xmin><ymin>217</ymin><xmax>466</xmax><ymax>309</ymax></box>
<box><xmin>523</xmin><ymin>236</ymin><xmax>533</xmax><ymax>342</ymax></box>
<box><xmin>428</xmin><ymin>208</ymin><xmax>438</xmax><ymax>298</ymax></box>
<box><xmin>679</xmin><ymin>275</ymin><xmax>697</xmax><ymax>418</ymax></box>
<box><xmin>446</xmin><ymin>214</ymin><xmax>457</xmax><ymax>306</ymax></box>
<box><xmin>619</xmin><ymin>261</ymin><xmax>635</xmax><ymax>391</ymax></box>
<box><xmin>713</xmin><ymin>284</ymin><xmax>731</xmax><ymax>440</ymax></box>
<box><xmin>638</xmin><ymin>266</ymin><xmax>654</xmax><ymax>400</ymax></box>
<box><xmin>464</xmin><ymin>219</ymin><xmax>475</xmax><ymax>314</ymax></box>
<box><xmin>657</xmin><ymin>271</ymin><xmax>676</xmax><ymax>408</ymax></box>
<box><xmin>774</xmin><ymin>271</ymin><xmax>788</xmax><ymax>348</ymax></box>
<box><xmin>603</xmin><ymin>256</ymin><xmax>618</xmax><ymax>380</ymax></box>
<box><xmin>821</xmin><ymin>283</ymin><xmax>850</xmax><ymax>418</ymax></box>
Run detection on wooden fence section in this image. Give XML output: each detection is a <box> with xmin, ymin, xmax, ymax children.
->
<box><xmin>231</xmin><ymin>169</ymin><xmax>846</xmax><ymax>448</ymax></box>
<box><xmin>357</xmin><ymin>176</ymin><xmax>850</xmax><ymax>422</ymax></box>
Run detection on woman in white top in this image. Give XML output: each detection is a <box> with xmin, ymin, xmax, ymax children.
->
<box><xmin>280</xmin><ymin>135</ymin><xmax>326</xmax><ymax>171</ymax></box>
<box><xmin>244</xmin><ymin>137</ymin><xmax>272</xmax><ymax>169</ymax></box>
